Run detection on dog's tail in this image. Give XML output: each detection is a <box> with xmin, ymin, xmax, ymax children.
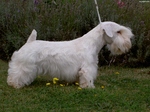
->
<box><xmin>26</xmin><ymin>29</ymin><xmax>37</xmax><ymax>43</ymax></box>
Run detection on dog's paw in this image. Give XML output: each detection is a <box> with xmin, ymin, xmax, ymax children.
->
<box><xmin>79</xmin><ymin>82</ymin><xmax>88</xmax><ymax>88</ymax></box>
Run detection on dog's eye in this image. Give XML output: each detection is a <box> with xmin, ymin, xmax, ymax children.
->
<box><xmin>117</xmin><ymin>31</ymin><xmax>121</xmax><ymax>34</ymax></box>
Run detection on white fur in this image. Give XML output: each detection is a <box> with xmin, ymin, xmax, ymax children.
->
<box><xmin>7</xmin><ymin>21</ymin><xmax>134</xmax><ymax>89</ymax></box>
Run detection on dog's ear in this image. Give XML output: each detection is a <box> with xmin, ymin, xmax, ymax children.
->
<box><xmin>102</xmin><ymin>24</ymin><xmax>113</xmax><ymax>38</ymax></box>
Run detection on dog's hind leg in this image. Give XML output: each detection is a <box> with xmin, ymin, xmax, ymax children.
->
<box><xmin>7</xmin><ymin>61</ymin><xmax>37</xmax><ymax>89</ymax></box>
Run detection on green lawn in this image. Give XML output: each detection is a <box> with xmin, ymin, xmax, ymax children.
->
<box><xmin>0</xmin><ymin>60</ymin><xmax>150</xmax><ymax>112</ymax></box>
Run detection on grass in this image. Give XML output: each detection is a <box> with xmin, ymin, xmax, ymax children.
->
<box><xmin>0</xmin><ymin>59</ymin><xmax>150</xmax><ymax>112</ymax></box>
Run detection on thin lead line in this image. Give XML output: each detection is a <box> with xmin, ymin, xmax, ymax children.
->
<box><xmin>94</xmin><ymin>0</ymin><xmax>101</xmax><ymax>23</ymax></box>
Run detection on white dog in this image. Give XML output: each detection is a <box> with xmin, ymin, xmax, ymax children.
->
<box><xmin>7</xmin><ymin>21</ymin><xmax>133</xmax><ymax>89</ymax></box>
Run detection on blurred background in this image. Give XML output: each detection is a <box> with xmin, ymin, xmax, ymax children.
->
<box><xmin>0</xmin><ymin>0</ymin><xmax>150</xmax><ymax>67</ymax></box>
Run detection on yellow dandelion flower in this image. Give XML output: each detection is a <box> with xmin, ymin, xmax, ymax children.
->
<box><xmin>53</xmin><ymin>77</ymin><xmax>59</xmax><ymax>84</ymax></box>
<box><xmin>53</xmin><ymin>77</ymin><xmax>59</xmax><ymax>81</ymax></box>
<box><xmin>78</xmin><ymin>87</ymin><xmax>82</xmax><ymax>90</ymax></box>
<box><xmin>60</xmin><ymin>84</ymin><xmax>64</xmax><ymax>87</ymax></box>
<box><xmin>46</xmin><ymin>83</ymin><xmax>51</xmax><ymax>86</ymax></box>
<box><xmin>101</xmin><ymin>86</ymin><xmax>105</xmax><ymax>89</ymax></box>
<box><xmin>53</xmin><ymin>81</ymin><xmax>56</xmax><ymax>84</ymax></box>
<box><xmin>75</xmin><ymin>82</ymin><xmax>79</xmax><ymax>86</ymax></box>
<box><xmin>115</xmin><ymin>72</ymin><xmax>120</xmax><ymax>75</ymax></box>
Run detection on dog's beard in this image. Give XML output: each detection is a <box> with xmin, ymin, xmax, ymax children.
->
<box><xmin>107</xmin><ymin>36</ymin><xmax>131</xmax><ymax>55</ymax></box>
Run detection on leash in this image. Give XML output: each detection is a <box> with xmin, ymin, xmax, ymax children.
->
<box><xmin>94</xmin><ymin>0</ymin><xmax>102</xmax><ymax>23</ymax></box>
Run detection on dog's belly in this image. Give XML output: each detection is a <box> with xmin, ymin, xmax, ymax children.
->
<box><xmin>36</xmin><ymin>55</ymin><xmax>81</xmax><ymax>82</ymax></box>
<box><xmin>37</xmin><ymin>63</ymin><xmax>79</xmax><ymax>82</ymax></box>
<box><xmin>16</xmin><ymin>41</ymin><xmax>85</xmax><ymax>82</ymax></box>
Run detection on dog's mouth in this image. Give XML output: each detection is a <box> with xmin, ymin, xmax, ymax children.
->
<box><xmin>107</xmin><ymin>44</ymin><xmax>123</xmax><ymax>55</ymax></box>
<box><xmin>107</xmin><ymin>40</ymin><xmax>132</xmax><ymax>55</ymax></box>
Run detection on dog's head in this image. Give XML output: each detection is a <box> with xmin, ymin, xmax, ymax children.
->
<box><xmin>101</xmin><ymin>21</ymin><xmax>134</xmax><ymax>55</ymax></box>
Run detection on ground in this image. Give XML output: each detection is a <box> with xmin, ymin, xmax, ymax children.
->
<box><xmin>0</xmin><ymin>60</ymin><xmax>150</xmax><ymax>112</ymax></box>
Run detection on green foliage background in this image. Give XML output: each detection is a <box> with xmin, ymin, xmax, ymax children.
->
<box><xmin>0</xmin><ymin>0</ymin><xmax>150</xmax><ymax>67</ymax></box>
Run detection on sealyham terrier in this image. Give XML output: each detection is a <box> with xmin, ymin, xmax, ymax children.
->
<box><xmin>7</xmin><ymin>21</ymin><xmax>134</xmax><ymax>89</ymax></box>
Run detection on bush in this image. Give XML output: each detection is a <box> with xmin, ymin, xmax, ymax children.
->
<box><xmin>0</xmin><ymin>0</ymin><xmax>150</xmax><ymax>67</ymax></box>
<box><xmin>0</xmin><ymin>0</ymin><xmax>97</xmax><ymax>60</ymax></box>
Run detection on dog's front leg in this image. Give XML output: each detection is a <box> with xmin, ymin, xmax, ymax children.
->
<box><xmin>78</xmin><ymin>68</ymin><xmax>95</xmax><ymax>88</ymax></box>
